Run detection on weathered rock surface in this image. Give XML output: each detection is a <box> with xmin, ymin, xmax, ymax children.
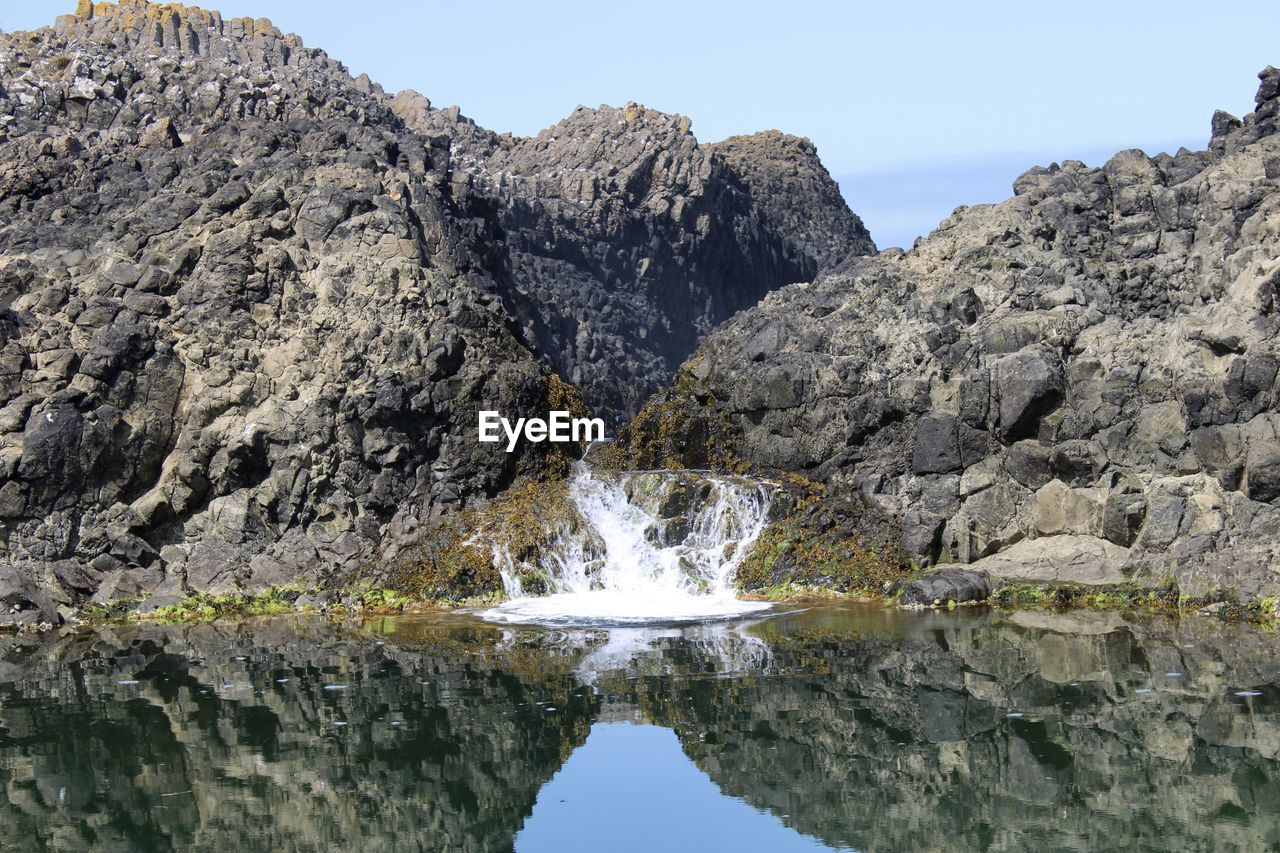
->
<box><xmin>967</xmin><ymin>535</ymin><xmax>1127</xmax><ymax>585</ymax></box>
<box><xmin>0</xmin><ymin>1</ymin><xmax>871</xmax><ymax>620</ymax></box>
<box><xmin>0</xmin><ymin>1</ymin><xmax>584</xmax><ymax>620</ymax></box>
<box><xmin>627</xmin><ymin>67</ymin><xmax>1280</xmax><ymax>599</ymax></box>
<box><xmin>895</xmin><ymin>568</ymin><xmax>992</xmax><ymax>605</ymax></box>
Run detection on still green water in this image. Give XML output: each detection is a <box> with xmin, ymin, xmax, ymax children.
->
<box><xmin>0</xmin><ymin>605</ymin><xmax>1278</xmax><ymax>852</ymax></box>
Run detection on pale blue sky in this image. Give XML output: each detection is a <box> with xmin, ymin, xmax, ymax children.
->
<box><xmin>6</xmin><ymin>1</ymin><xmax>1278</xmax><ymax>247</ymax></box>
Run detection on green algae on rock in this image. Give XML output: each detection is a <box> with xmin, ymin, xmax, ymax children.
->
<box><xmin>735</xmin><ymin>478</ymin><xmax>908</xmax><ymax>596</ymax></box>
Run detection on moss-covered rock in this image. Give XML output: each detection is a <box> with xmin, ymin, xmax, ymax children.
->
<box><xmin>991</xmin><ymin>578</ymin><xmax>1183</xmax><ymax>615</ymax></box>
<box><xmin>377</xmin><ymin>478</ymin><xmax>594</xmax><ymax>601</ymax></box>
<box><xmin>602</xmin><ymin>391</ymin><xmax>746</xmax><ymax>472</ymax></box>
<box><xmin>735</xmin><ymin>477</ymin><xmax>908</xmax><ymax>595</ymax></box>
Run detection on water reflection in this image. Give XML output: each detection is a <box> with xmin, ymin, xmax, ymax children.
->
<box><xmin>517</xmin><ymin>723</ymin><xmax>839</xmax><ymax>853</ymax></box>
<box><xmin>0</xmin><ymin>606</ymin><xmax>1277</xmax><ymax>851</ymax></box>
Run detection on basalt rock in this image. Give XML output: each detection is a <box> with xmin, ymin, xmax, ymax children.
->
<box><xmin>626</xmin><ymin>67</ymin><xmax>1280</xmax><ymax>600</ymax></box>
<box><xmin>396</xmin><ymin>101</ymin><xmax>873</xmax><ymax>422</ymax></box>
<box><xmin>0</xmin><ymin>1</ymin><xmax>870</xmax><ymax>621</ymax></box>
<box><xmin>895</xmin><ymin>568</ymin><xmax>992</xmax><ymax>606</ymax></box>
<box><xmin>0</xmin><ymin>1</ymin><xmax>596</xmax><ymax>620</ymax></box>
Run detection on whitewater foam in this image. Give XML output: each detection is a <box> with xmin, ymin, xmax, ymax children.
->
<box><xmin>479</xmin><ymin>460</ymin><xmax>774</xmax><ymax>626</ymax></box>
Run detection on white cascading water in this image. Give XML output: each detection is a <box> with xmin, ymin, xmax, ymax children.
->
<box><xmin>480</xmin><ymin>459</ymin><xmax>775</xmax><ymax>625</ymax></box>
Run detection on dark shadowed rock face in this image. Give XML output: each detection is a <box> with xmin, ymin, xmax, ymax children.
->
<box><xmin>632</xmin><ymin>67</ymin><xmax>1280</xmax><ymax>599</ymax></box>
<box><xmin>395</xmin><ymin>101</ymin><xmax>874</xmax><ymax>421</ymax></box>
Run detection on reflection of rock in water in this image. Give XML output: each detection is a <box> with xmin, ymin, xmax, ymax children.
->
<box><xmin>0</xmin><ymin>610</ymin><xmax>1278</xmax><ymax>852</ymax></box>
<box><xmin>0</xmin><ymin>618</ymin><xmax>599</xmax><ymax>852</ymax></box>
<box><xmin>632</xmin><ymin>611</ymin><xmax>1280</xmax><ymax>852</ymax></box>
<box><xmin>574</xmin><ymin>622</ymin><xmax>773</xmax><ymax>686</ymax></box>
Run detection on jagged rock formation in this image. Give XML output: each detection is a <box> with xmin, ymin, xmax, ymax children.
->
<box><xmin>624</xmin><ymin>67</ymin><xmax>1280</xmax><ymax>600</ymax></box>
<box><xmin>395</xmin><ymin>99</ymin><xmax>873</xmax><ymax>420</ymax></box>
<box><xmin>0</xmin><ymin>0</ymin><xmax>868</xmax><ymax>622</ymax></box>
<box><xmin>0</xmin><ymin>1</ymin><xmax>590</xmax><ymax>622</ymax></box>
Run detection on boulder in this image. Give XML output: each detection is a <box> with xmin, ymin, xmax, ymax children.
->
<box><xmin>912</xmin><ymin>412</ymin><xmax>988</xmax><ymax>474</ymax></box>
<box><xmin>992</xmin><ymin>348</ymin><xmax>1064</xmax><ymax>442</ymax></box>
<box><xmin>1005</xmin><ymin>441</ymin><xmax>1055</xmax><ymax>489</ymax></box>
<box><xmin>969</xmin><ymin>536</ymin><xmax>1128</xmax><ymax>585</ymax></box>
<box><xmin>1102</xmin><ymin>493</ymin><xmax>1147</xmax><ymax>547</ymax></box>
<box><xmin>896</xmin><ymin>569</ymin><xmax>992</xmax><ymax>606</ymax></box>
<box><xmin>0</xmin><ymin>566</ymin><xmax>61</xmax><ymax>628</ymax></box>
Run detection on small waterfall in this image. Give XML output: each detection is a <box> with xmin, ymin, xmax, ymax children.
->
<box><xmin>481</xmin><ymin>460</ymin><xmax>775</xmax><ymax>625</ymax></box>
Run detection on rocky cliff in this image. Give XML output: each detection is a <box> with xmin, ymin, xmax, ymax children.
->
<box><xmin>620</xmin><ymin>67</ymin><xmax>1280</xmax><ymax>601</ymax></box>
<box><xmin>0</xmin><ymin>0</ymin><xmax>868</xmax><ymax>623</ymax></box>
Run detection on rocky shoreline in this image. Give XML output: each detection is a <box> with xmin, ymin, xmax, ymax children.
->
<box><xmin>9</xmin><ymin>567</ymin><xmax>1273</xmax><ymax>636</ymax></box>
